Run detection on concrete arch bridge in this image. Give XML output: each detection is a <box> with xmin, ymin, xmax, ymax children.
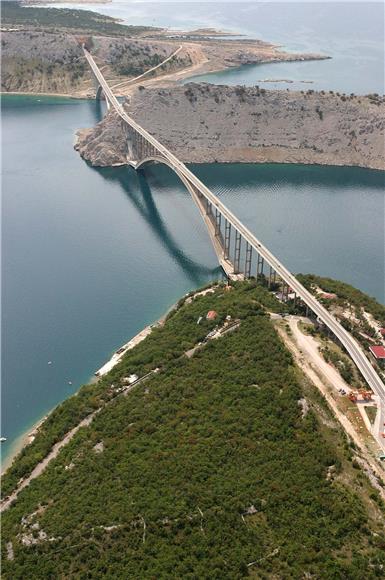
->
<box><xmin>83</xmin><ymin>47</ymin><xmax>385</xmax><ymax>439</ymax></box>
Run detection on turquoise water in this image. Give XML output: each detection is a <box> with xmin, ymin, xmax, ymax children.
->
<box><xmin>2</xmin><ymin>94</ymin><xmax>384</xmax><ymax>465</ymax></box>
<box><xmin>44</xmin><ymin>1</ymin><xmax>385</xmax><ymax>94</ymax></box>
<box><xmin>1</xmin><ymin>1</ymin><xmax>385</xmax><ymax>464</ymax></box>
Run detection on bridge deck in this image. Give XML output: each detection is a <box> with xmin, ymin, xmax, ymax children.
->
<box><xmin>84</xmin><ymin>47</ymin><xmax>385</xmax><ymax>449</ymax></box>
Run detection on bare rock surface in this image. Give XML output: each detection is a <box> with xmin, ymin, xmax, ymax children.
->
<box><xmin>76</xmin><ymin>83</ymin><xmax>385</xmax><ymax>170</ymax></box>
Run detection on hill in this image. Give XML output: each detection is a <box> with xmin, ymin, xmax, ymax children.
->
<box><xmin>76</xmin><ymin>83</ymin><xmax>385</xmax><ymax>170</ymax></box>
<box><xmin>2</xmin><ymin>281</ymin><xmax>385</xmax><ymax>578</ymax></box>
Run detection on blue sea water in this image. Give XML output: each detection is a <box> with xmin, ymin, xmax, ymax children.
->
<box><xmin>1</xmin><ymin>2</ymin><xmax>384</xmax><ymax>466</ymax></box>
<box><xmin>45</xmin><ymin>1</ymin><xmax>385</xmax><ymax>94</ymax></box>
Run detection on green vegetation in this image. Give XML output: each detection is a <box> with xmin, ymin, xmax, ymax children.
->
<box><xmin>297</xmin><ymin>274</ymin><xmax>385</xmax><ymax>325</ymax></box>
<box><xmin>112</xmin><ymin>51</ymin><xmax>191</xmax><ymax>79</ymax></box>
<box><xmin>1</xmin><ymin>56</ymin><xmax>87</xmax><ymax>92</ymax></box>
<box><xmin>2</xmin><ymin>281</ymin><xmax>281</xmax><ymax>498</ymax></box>
<box><xmin>297</xmin><ymin>274</ymin><xmax>385</xmax><ymax>378</ymax></box>
<box><xmin>1</xmin><ymin>1</ymin><xmax>155</xmax><ymax>36</ymax></box>
<box><xmin>320</xmin><ymin>345</ymin><xmax>356</xmax><ymax>385</ymax></box>
<box><xmin>113</xmin><ymin>52</ymin><xmax>163</xmax><ymax>76</ymax></box>
<box><xmin>2</xmin><ymin>281</ymin><xmax>385</xmax><ymax>578</ymax></box>
<box><xmin>364</xmin><ymin>406</ymin><xmax>378</xmax><ymax>425</ymax></box>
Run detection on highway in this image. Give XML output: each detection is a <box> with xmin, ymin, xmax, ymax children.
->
<box><xmin>84</xmin><ymin>48</ymin><xmax>385</xmax><ymax>446</ymax></box>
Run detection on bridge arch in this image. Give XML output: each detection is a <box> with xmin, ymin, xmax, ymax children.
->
<box><xmin>133</xmin><ymin>156</ymin><xmax>198</xmax><ymax>199</ymax></box>
<box><xmin>81</xmin><ymin>48</ymin><xmax>385</xmax><ymax>412</ymax></box>
<box><xmin>95</xmin><ymin>85</ymin><xmax>104</xmax><ymax>101</ymax></box>
<box><xmin>133</xmin><ymin>156</ymin><xmax>236</xmax><ymax>278</ymax></box>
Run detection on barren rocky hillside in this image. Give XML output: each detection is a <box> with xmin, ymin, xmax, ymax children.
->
<box><xmin>1</xmin><ymin>30</ymin><xmax>184</xmax><ymax>94</ymax></box>
<box><xmin>76</xmin><ymin>84</ymin><xmax>385</xmax><ymax>170</ymax></box>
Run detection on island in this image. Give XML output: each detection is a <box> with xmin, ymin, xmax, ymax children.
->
<box><xmin>76</xmin><ymin>83</ymin><xmax>385</xmax><ymax>170</ymax></box>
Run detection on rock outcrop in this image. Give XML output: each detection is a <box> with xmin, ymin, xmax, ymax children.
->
<box><xmin>76</xmin><ymin>84</ymin><xmax>385</xmax><ymax>170</ymax></box>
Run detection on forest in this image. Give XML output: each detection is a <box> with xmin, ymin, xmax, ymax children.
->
<box><xmin>2</xmin><ymin>281</ymin><xmax>385</xmax><ymax>578</ymax></box>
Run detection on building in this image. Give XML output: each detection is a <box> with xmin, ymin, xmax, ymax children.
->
<box><xmin>369</xmin><ymin>345</ymin><xmax>385</xmax><ymax>367</ymax></box>
<box><xmin>206</xmin><ymin>310</ymin><xmax>217</xmax><ymax>320</ymax></box>
<box><xmin>319</xmin><ymin>292</ymin><xmax>337</xmax><ymax>300</ymax></box>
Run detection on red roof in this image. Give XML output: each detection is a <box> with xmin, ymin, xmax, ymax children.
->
<box><xmin>320</xmin><ymin>292</ymin><xmax>337</xmax><ymax>299</ymax></box>
<box><xmin>380</xmin><ymin>328</ymin><xmax>385</xmax><ymax>336</ymax></box>
<box><xmin>206</xmin><ymin>310</ymin><xmax>217</xmax><ymax>320</ymax></box>
<box><xmin>370</xmin><ymin>346</ymin><xmax>385</xmax><ymax>359</ymax></box>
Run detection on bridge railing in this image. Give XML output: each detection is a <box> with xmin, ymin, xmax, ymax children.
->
<box><xmin>83</xmin><ymin>47</ymin><xmax>385</xmax><ymax>411</ymax></box>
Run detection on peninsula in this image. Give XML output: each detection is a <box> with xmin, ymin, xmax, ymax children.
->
<box><xmin>2</xmin><ymin>279</ymin><xmax>385</xmax><ymax>577</ymax></box>
<box><xmin>76</xmin><ymin>83</ymin><xmax>385</xmax><ymax>170</ymax></box>
<box><xmin>1</xmin><ymin>2</ymin><xmax>329</xmax><ymax>96</ymax></box>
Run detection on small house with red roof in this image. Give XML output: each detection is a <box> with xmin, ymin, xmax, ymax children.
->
<box><xmin>206</xmin><ymin>310</ymin><xmax>217</xmax><ymax>320</ymax></box>
<box><xmin>369</xmin><ymin>345</ymin><xmax>385</xmax><ymax>367</ymax></box>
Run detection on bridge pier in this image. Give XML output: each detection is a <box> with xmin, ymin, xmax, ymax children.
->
<box><xmin>215</xmin><ymin>209</ymin><xmax>222</xmax><ymax>237</ymax></box>
<box><xmin>245</xmin><ymin>242</ymin><xmax>252</xmax><ymax>278</ymax></box>
<box><xmin>94</xmin><ymin>80</ymin><xmax>110</xmax><ymax>110</ymax></box>
<box><xmin>82</xmin><ymin>47</ymin><xmax>385</xmax><ymax>406</ymax></box>
<box><xmin>224</xmin><ymin>220</ymin><xmax>231</xmax><ymax>260</ymax></box>
<box><xmin>257</xmin><ymin>255</ymin><xmax>264</xmax><ymax>280</ymax></box>
<box><xmin>234</xmin><ymin>231</ymin><xmax>242</xmax><ymax>274</ymax></box>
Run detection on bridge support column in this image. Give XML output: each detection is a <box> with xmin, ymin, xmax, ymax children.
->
<box><xmin>206</xmin><ymin>200</ymin><xmax>212</xmax><ymax>217</ymax></box>
<box><xmin>215</xmin><ymin>209</ymin><xmax>222</xmax><ymax>237</ymax></box>
<box><xmin>224</xmin><ymin>220</ymin><xmax>231</xmax><ymax>260</ymax></box>
<box><xmin>245</xmin><ymin>242</ymin><xmax>252</xmax><ymax>278</ymax></box>
<box><xmin>282</xmin><ymin>283</ymin><xmax>289</xmax><ymax>302</ymax></box>
<box><xmin>268</xmin><ymin>266</ymin><xmax>273</xmax><ymax>288</ymax></box>
<box><xmin>257</xmin><ymin>255</ymin><xmax>264</xmax><ymax>280</ymax></box>
<box><xmin>234</xmin><ymin>231</ymin><xmax>241</xmax><ymax>273</ymax></box>
<box><xmin>95</xmin><ymin>83</ymin><xmax>103</xmax><ymax>101</ymax></box>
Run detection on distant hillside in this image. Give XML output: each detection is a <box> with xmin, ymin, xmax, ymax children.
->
<box><xmin>1</xmin><ymin>1</ymin><xmax>153</xmax><ymax>36</ymax></box>
<box><xmin>1</xmin><ymin>30</ymin><xmax>185</xmax><ymax>94</ymax></box>
<box><xmin>76</xmin><ymin>83</ymin><xmax>385</xmax><ymax>170</ymax></box>
<box><xmin>2</xmin><ymin>282</ymin><xmax>385</xmax><ymax>578</ymax></box>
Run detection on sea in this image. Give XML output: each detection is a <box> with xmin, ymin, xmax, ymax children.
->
<box><xmin>1</xmin><ymin>1</ymin><xmax>384</xmax><ymax>466</ymax></box>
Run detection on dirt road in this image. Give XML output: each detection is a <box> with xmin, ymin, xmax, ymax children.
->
<box><xmin>276</xmin><ymin>316</ymin><xmax>385</xmax><ymax>497</ymax></box>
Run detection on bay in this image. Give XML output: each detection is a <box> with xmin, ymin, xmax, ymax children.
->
<box><xmin>40</xmin><ymin>1</ymin><xmax>385</xmax><ymax>94</ymax></box>
<box><xmin>1</xmin><ymin>0</ymin><xmax>384</xmax><ymax>465</ymax></box>
<box><xmin>2</xmin><ymin>94</ymin><xmax>384</xmax><ymax>465</ymax></box>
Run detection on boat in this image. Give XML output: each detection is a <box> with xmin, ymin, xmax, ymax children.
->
<box><xmin>0</xmin><ymin>437</ymin><xmax>7</xmax><ymax>442</ymax></box>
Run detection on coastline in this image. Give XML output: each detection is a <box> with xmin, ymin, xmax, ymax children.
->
<box><xmin>1</xmin><ymin>295</ymin><xmax>183</xmax><ymax>474</ymax></box>
<box><xmin>0</xmin><ymin>91</ymin><xmax>90</xmax><ymax>100</ymax></box>
<box><xmin>1</xmin><ymin>414</ymin><xmax>50</xmax><ymax>474</ymax></box>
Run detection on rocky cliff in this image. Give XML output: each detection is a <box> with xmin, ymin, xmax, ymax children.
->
<box><xmin>75</xmin><ymin>84</ymin><xmax>385</xmax><ymax>170</ymax></box>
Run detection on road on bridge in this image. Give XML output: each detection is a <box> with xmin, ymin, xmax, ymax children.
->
<box><xmin>83</xmin><ymin>47</ymin><xmax>385</xmax><ymax>451</ymax></box>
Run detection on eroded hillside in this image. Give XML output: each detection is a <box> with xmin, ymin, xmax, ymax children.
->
<box><xmin>76</xmin><ymin>83</ymin><xmax>385</xmax><ymax>170</ymax></box>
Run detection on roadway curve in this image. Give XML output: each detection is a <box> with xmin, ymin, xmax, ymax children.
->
<box><xmin>83</xmin><ymin>48</ymin><xmax>385</xmax><ymax>440</ymax></box>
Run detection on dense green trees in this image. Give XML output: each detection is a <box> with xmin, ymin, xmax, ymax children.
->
<box><xmin>2</xmin><ymin>281</ymin><xmax>385</xmax><ymax>578</ymax></box>
<box><xmin>297</xmin><ymin>274</ymin><xmax>385</xmax><ymax>325</ymax></box>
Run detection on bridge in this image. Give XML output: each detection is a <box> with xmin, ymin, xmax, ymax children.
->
<box><xmin>84</xmin><ymin>47</ymin><xmax>385</xmax><ymax>448</ymax></box>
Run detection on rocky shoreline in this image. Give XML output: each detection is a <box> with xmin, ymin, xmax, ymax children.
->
<box><xmin>75</xmin><ymin>84</ymin><xmax>385</xmax><ymax>170</ymax></box>
<box><xmin>1</xmin><ymin>22</ymin><xmax>328</xmax><ymax>97</ymax></box>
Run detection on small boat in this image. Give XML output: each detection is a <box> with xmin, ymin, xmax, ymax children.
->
<box><xmin>0</xmin><ymin>437</ymin><xmax>7</xmax><ymax>442</ymax></box>
<box><xmin>48</xmin><ymin>361</ymin><xmax>52</xmax><ymax>365</ymax></box>
<box><xmin>68</xmin><ymin>381</ymin><xmax>72</xmax><ymax>385</ymax></box>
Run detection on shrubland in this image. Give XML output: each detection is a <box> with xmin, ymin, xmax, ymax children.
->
<box><xmin>2</xmin><ymin>281</ymin><xmax>385</xmax><ymax>578</ymax></box>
